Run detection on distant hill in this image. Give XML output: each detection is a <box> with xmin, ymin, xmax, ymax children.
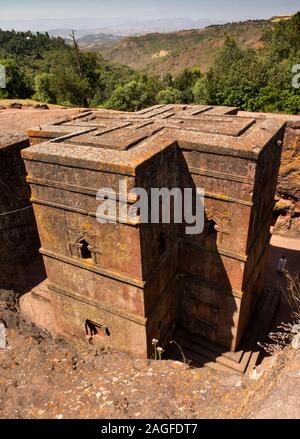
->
<box><xmin>90</xmin><ymin>20</ymin><xmax>272</xmax><ymax>75</ymax></box>
<box><xmin>66</xmin><ymin>33</ymin><xmax>122</xmax><ymax>49</ymax></box>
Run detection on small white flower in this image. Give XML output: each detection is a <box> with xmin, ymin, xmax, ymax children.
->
<box><xmin>152</xmin><ymin>338</ymin><xmax>158</xmax><ymax>346</ymax></box>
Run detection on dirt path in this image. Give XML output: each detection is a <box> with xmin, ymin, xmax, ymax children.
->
<box><xmin>271</xmin><ymin>235</ymin><xmax>300</xmax><ymax>251</ymax></box>
<box><xmin>265</xmin><ymin>235</ymin><xmax>300</xmax><ymax>287</ymax></box>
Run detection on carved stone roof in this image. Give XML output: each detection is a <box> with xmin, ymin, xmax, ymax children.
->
<box><xmin>23</xmin><ymin>105</ymin><xmax>286</xmax><ymax>175</ymax></box>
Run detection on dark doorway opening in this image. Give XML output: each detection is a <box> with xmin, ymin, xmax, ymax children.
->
<box><xmin>80</xmin><ymin>240</ymin><xmax>92</xmax><ymax>260</ymax></box>
<box><xmin>207</xmin><ymin>220</ymin><xmax>217</xmax><ymax>237</ymax></box>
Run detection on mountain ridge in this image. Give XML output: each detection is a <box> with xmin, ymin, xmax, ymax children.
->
<box><xmin>89</xmin><ymin>19</ymin><xmax>272</xmax><ymax>75</ymax></box>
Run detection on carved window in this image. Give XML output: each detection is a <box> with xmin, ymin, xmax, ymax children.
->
<box><xmin>207</xmin><ymin>219</ymin><xmax>217</xmax><ymax>237</ymax></box>
<box><xmin>85</xmin><ymin>319</ymin><xmax>110</xmax><ymax>338</ymax></box>
<box><xmin>79</xmin><ymin>239</ymin><xmax>92</xmax><ymax>260</ymax></box>
<box><xmin>68</xmin><ymin>229</ymin><xmax>99</xmax><ymax>264</ymax></box>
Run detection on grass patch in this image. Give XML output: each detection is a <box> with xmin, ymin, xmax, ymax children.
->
<box><xmin>0</xmin><ymin>98</ymin><xmax>65</xmax><ymax>108</ymax></box>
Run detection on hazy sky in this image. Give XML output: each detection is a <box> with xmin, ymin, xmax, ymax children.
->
<box><xmin>1</xmin><ymin>0</ymin><xmax>300</xmax><ymax>23</ymax></box>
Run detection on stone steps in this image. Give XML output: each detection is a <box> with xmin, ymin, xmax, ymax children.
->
<box><xmin>165</xmin><ymin>287</ymin><xmax>282</xmax><ymax>374</ymax></box>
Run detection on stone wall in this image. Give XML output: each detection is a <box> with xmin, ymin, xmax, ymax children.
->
<box><xmin>274</xmin><ymin>121</ymin><xmax>300</xmax><ymax>238</ymax></box>
<box><xmin>0</xmin><ymin>139</ymin><xmax>44</xmax><ymax>291</ymax></box>
<box><xmin>239</xmin><ymin>111</ymin><xmax>300</xmax><ymax>239</ymax></box>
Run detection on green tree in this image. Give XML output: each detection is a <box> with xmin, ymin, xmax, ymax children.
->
<box><xmin>0</xmin><ymin>57</ymin><xmax>32</xmax><ymax>98</ymax></box>
<box><xmin>173</xmin><ymin>68</ymin><xmax>202</xmax><ymax>103</ymax></box>
<box><xmin>157</xmin><ymin>87</ymin><xmax>183</xmax><ymax>104</ymax></box>
<box><xmin>162</xmin><ymin>73</ymin><xmax>173</xmax><ymax>88</ymax></box>
<box><xmin>33</xmin><ymin>72</ymin><xmax>56</xmax><ymax>103</ymax></box>
<box><xmin>107</xmin><ymin>79</ymin><xmax>157</xmax><ymax>111</ymax></box>
<box><xmin>192</xmin><ymin>77</ymin><xmax>209</xmax><ymax>104</ymax></box>
<box><xmin>48</xmin><ymin>51</ymin><xmax>96</xmax><ymax>107</ymax></box>
<box><xmin>206</xmin><ymin>36</ymin><xmax>266</xmax><ymax>110</ymax></box>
